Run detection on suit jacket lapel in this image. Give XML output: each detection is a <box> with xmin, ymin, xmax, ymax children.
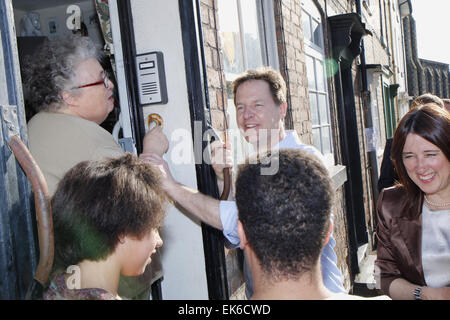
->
<box><xmin>396</xmin><ymin>198</ymin><xmax>426</xmax><ymax>284</ymax></box>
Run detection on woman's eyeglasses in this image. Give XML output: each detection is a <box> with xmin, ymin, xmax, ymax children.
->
<box><xmin>74</xmin><ymin>73</ymin><xmax>109</xmax><ymax>89</ymax></box>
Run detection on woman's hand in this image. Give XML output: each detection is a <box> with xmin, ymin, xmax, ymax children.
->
<box><xmin>422</xmin><ymin>286</ymin><xmax>450</xmax><ymax>300</ymax></box>
<box><xmin>389</xmin><ymin>278</ymin><xmax>450</xmax><ymax>300</ymax></box>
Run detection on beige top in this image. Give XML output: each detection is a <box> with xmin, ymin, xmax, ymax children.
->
<box><xmin>27</xmin><ymin>111</ymin><xmax>163</xmax><ymax>297</ymax></box>
<box><xmin>27</xmin><ymin>112</ymin><xmax>124</xmax><ymax>196</ymax></box>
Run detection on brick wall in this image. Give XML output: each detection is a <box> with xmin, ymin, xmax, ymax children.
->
<box><xmin>333</xmin><ymin>189</ymin><xmax>351</xmax><ymax>290</ymax></box>
<box><xmin>200</xmin><ymin>0</ymin><xmax>229</xmax><ymax>133</ymax></box>
<box><xmin>275</xmin><ymin>0</ymin><xmax>353</xmax><ymax>290</ymax></box>
<box><xmin>199</xmin><ymin>0</ymin><xmax>387</xmax><ymax>295</ymax></box>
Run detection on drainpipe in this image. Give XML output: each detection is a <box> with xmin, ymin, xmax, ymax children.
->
<box><xmin>356</xmin><ymin>0</ymin><xmax>379</xmax><ymax>247</ymax></box>
<box><xmin>387</xmin><ymin>1</ymin><xmax>398</xmax><ymax>117</ymax></box>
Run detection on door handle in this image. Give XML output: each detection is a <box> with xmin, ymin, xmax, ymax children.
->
<box><xmin>147</xmin><ymin>113</ymin><xmax>163</xmax><ymax>128</ymax></box>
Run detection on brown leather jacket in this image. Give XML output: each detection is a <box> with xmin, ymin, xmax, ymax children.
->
<box><xmin>375</xmin><ymin>186</ymin><xmax>426</xmax><ymax>295</ymax></box>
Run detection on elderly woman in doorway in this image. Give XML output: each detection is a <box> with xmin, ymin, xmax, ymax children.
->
<box><xmin>375</xmin><ymin>103</ymin><xmax>450</xmax><ymax>300</ymax></box>
<box><xmin>23</xmin><ymin>35</ymin><xmax>167</xmax><ymax>196</ymax></box>
<box><xmin>22</xmin><ymin>34</ymin><xmax>168</xmax><ymax>299</ymax></box>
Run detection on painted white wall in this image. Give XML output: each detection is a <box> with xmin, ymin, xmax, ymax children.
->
<box><xmin>130</xmin><ymin>0</ymin><xmax>209</xmax><ymax>299</ymax></box>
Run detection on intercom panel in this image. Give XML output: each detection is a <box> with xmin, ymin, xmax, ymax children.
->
<box><xmin>135</xmin><ymin>51</ymin><xmax>168</xmax><ymax>105</ymax></box>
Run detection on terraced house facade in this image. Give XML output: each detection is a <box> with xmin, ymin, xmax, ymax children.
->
<box><xmin>1</xmin><ymin>0</ymin><xmax>419</xmax><ymax>299</ymax></box>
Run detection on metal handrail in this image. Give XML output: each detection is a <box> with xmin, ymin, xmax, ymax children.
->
<box><xmin>8</xmin><ymin>135</ymin><xmax>53</xmax><ymax>299</ymax></box>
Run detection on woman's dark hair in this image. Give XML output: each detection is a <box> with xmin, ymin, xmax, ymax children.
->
<box><xmin>51</xmin><ymin>153</ymin><xmax>167</xmax><ymax>270</ymax></box>
<box><xmin>391</xmin><ymin>103</ymin><xmax>450</xmax><ymax>212</ymax></box>
<box><xmin>21</xmin><ymin>35</ymin><xmax>101</xmax><ymax>113</ymax></box>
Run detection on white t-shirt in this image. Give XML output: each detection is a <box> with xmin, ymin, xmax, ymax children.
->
<box><xmin>421</xmin><ymin>204</ymin><xmax>450</xmax><ymax>288</ymax></box>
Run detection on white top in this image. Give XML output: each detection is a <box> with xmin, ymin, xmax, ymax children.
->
<box><xmin>421</xmin><ymin>204</ymin><xmax>450</xmax><ymax>288</ymax></box>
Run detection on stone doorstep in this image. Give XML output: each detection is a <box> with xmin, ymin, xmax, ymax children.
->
<box><xmin>352</xmin><ymin>247</ymin><xmax>381</xmax><ymax>297</ymax></box>
<box><xmin>230</xmin><ymin>283</ymin><xmax>247</xmax><ymax>300</ymax></box>
<box><xmin>355</xmin><ymin>254</ymin><xmax>377</xmax><ymax>285</ymax></box>
<box><xmin>357</xmin><ymin>243</ymin><xmax>369</xmax><ymax>266</ymax></box>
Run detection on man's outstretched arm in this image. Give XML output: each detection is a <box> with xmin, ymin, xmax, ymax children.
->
<box><xmin>140</xmin><ymin>152</ymin><xmax>223</xmax><ymax>230</ymax></box>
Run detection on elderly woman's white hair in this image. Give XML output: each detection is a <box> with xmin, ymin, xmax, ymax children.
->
<box><xmin>22</xmin><ymin>35</ymin><xmax>102</xmax><ymax>113</ymax></box>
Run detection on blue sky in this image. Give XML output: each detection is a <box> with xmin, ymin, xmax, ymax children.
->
<box><xmin>410</xmin><ymin>0</ymin><xmax>450</xmax><ymax>65</ymax></box>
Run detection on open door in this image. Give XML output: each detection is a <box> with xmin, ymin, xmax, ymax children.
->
<box><xmin>0</xmin><ymin>0</ymin><xmax>39</xmax><ymax>299</ymax></box>
<box><xmin>2</xmin><ymin>0</ymin><xmax>230</xmax><ymax>299</ymax></box>
<box><xmin>1</xmin><ymin>0</ymin><xmax>121</xmax><ymax>299</ymax></box>
<box><xmin>109</xmin><ymin>0</ymin><xmax>228</xmax><ymax>299</ymax></box>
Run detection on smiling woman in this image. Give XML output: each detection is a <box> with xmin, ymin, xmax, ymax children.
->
<box><xmin>375</xmin><ymin>102</ymin><xmax>450</xmax><ymax>300</ymax></box>
<box><xmin>402</xmin><ymin>133</ymin><xmax>449</xmax><ymax>203</ymax></box>
<box><xmin>391</xmin><ymin>104</ymin><xmax>450</xmax><ymax>208</ymax></box>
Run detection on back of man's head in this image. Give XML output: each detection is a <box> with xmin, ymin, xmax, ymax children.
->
<box><xmin>235</xmin><ymin>148</ymin><xmax>333</xmax><ymax>281</ymax></box>
<box><xmin>442</xmin><ymin>98</ymin><xmax>450</xmax><ymax>112</ymax></box>
<box><xmin>410</xmin><ymin>93</ymin><xmax>444</xmax><ymax>109</ymax></box>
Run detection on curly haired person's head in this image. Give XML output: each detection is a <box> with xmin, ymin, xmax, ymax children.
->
<box><xmin>21</xmin><ymin>35</ymin><xmax>101</xmax><ymax>113</ymax></box>
<box><xmin>51</xmin><ymin>153</ymin><xmax>167</xmax><ymax>270</ymax></box>
<box><xmin>235</xmin><ymin>148</ymin><xmax>333</xmax><ymax>282</ymax></box>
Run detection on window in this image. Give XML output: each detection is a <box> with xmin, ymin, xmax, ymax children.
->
<box><xmin>217</xmin><ymin>0</ymin><xmax>278</xmax><ymax>163</ymax></box>
<box><xmin>301</xmin><ymin>0</ymin><xmax>334</xmax><ymax>166</ymax></box>
<box><xmin>216</xmin><ymin>0</ymin><xmax>279</xmax><ymax>298</ymax></box>
<box><xmin>218</xmin><ymin>0</ymin><xmax>263</xmax><ymax>76</ymax></box>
